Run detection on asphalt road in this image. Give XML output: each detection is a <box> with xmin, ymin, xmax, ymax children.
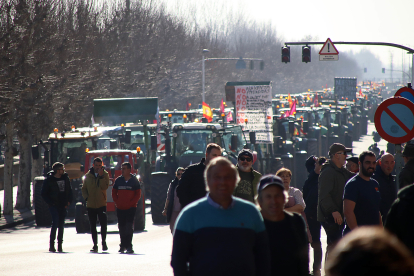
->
<box><xmin>0</xmin><ymin>213</ymin><xmax>174</xmax><ymax>276</ymax></box>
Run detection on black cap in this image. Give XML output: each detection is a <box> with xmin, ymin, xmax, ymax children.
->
<box><xmin>257</xmin><ymin>175</ymin><xmax>284</xmax><ymax>194</ymax></box>
<box><xmin>403</xmin><ymin>144</ymin><xmax>414</xmax><ymax>157</ymax></box>
<box><xmin>238</xmin><ymin>149</ymin><xmax>253</xmax><ymax>160</ymax></box>
<box><xmin>305</xmin><ymin>155</ymin><xmax>316</xmax><ymax>173</ymax></box>
<box><xmin>346</xmin><ymin>156</ymin><xmax>359</xmax><ymax>164</ymax></box>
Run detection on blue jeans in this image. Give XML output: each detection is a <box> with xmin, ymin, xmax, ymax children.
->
<box><xmin>49</xmin><ymin>206</ymin><xmax>67</xmax><ymax>244</ymax></box>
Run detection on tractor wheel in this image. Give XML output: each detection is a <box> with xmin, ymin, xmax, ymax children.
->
<box><xmin>134</xmin><ymin>183</ymin><xmax>146</xmax><ymax>231</ymax></box>
<box><xmin>34</xmin><ymin>178</ymin><xmax>52</xmax><ymax>227</ymax></box>
<box><xmin>150</xmin><ymin>173</ymin><xmax>171</xmax><ymax>224</ymax></box>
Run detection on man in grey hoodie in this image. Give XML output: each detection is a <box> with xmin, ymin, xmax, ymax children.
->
<box><xmin>317</xmin><ymin>143</ymin><xmax>355</xmax><ymax>259</ymax></box>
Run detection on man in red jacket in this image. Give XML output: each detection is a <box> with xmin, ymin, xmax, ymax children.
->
<box><xmin>112</xmin><ymin>162</ymin><xmax>141</xmax><ymax>254</ymax></box>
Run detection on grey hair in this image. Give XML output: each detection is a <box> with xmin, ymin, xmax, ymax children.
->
<box><xmin>203</xmin><ymin>157</ymin><xmax>240</xmax><ymax>191</ymax></box>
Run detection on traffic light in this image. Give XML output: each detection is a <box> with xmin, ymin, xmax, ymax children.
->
<box><xmin>364</xmin><ymin>68</ymin><xmax>367</xmax><ymax>73</ymax></box>
<box><xmin>281</xmin><ymin>46</ymin><xmax>290</xmax><ymax>63</ymax></box>
<box><xmin>302</xmin><ymin>46</ymin><xmax>311</xmax><ymax>63</ymax></box>
<box><xmin>382</xmin><ymin>68</ymin><xmax>385</xmax><ymax>73</ymax></box>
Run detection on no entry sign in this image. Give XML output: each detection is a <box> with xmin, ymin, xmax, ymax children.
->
<box><xmin>374</xmin><ymin>97</ymin><xmax>414</xmax><ymax>144</ymax></box>
<box><xmin>394</xmin><ymin>86</ymin><xmax>414</xmax><ymax>103</ymax></box>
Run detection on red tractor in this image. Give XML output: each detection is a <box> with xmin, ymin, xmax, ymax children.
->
<box><xmin>75</xmin><ymin>149</ymin><xmax>146</xmax><ymax>233</ymax></box>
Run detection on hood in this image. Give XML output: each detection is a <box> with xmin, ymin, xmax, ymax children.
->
<box><xmin>398</xmin><ymin>184</ymin><xmax>414</xmax><ymax>200</ymax></box>
<box><xmin>305</xmin><ymin>155</ymin><xmax>316</xmax><ymax>174</ymax></box>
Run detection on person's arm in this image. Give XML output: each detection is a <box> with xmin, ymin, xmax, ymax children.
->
<box><xmin>81</xmin><ymin>177</ymin><xmax>89</xmax><ymax>201</ymax></box>
<box><xmin>318</xmin><ymin>168</ymin><xmax>339</xmax><ymax>216</ymax></box>
<box><xmin>343</xmin><ymin>199</ymin><xmax>358</xmax><ymax>230</ymax></box>
<box><xmin>99</xmin><ymin>171</ymin><xmax>110</xmax><ymax>190</ymax></box>
<box><xmin>131</xmin><ymin>179</ymin><xmax>142</xmax><ymax>205</ymax></box>
<box><xmin>66</xmin><ymin>177</ymin><xmax>73</xmax><ymax>206</ymax></box>
<box><xmin>176</xmin><ymin>170</ymin><xmax>191</xmax><ymax>208</ymax></box>
<box><xmin>296</xmin><ymin>215</ymin><xmax>310</xmax><ymax>276</ymax></box>
<box><xmin>41</xmin><ymin>178</ymin><xmax>53</xmax><ymax>206</ymax></box>
<box><xmin>171</xmin><ymin>211</ymin><xmax>192</xmax><ymax>276</ymax></box>
<box><xmin>164</xmin><ymin>182</ymin><xmax>173</xmax><ymax>215</ymax></box>
<box><xmin>112</xmin><ymin>180</ymin><xmax>119</xmax><ymax>204</ymax></box>
<box><xmin>285</xmin><ymin>188</ymin><xmax>305</xmax><ymax>213</ymax></box>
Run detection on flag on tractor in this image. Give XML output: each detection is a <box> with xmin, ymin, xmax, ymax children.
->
<box><xmin>359</xmin><ymin>89</ymin><xmax>363</xmax><ymax>97</ymax></box>
<box><xmin>202</xmin><ymin>102</ymin><xmax>213</xmax><ymax>122</ymax></box>
<box><xmin>227</xmin><ymin>111</ymin><xmax>233</xmax><ymax>122</ymax></box>
<box><xmin>290</xmin><ymin>100</ymin><xmax>296</xmax><ymax>116</ymax></box>
<box><xmin>220</xmin><ymin>98</ymin><xmax>225</xmax><ymax>113</ymax></box>
<box><xmin>314</xmin><ymin>92</ymin><xmax>319</xmax><ymax>106</ymax></box>
<box><xmin>288</xmin><ymin>93</ymin><xmax>293</xmax><ymax>108</ymax></box>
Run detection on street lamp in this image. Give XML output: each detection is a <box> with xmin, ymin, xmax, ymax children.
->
<box><xmin>202</xmin><ymin>49</ymin><xmax>209</xmax><ymax>103</ymax></box>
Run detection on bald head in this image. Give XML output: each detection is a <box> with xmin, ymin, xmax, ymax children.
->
<box><xmin>380</xmin><ymin>153</ymin><xmax>395</xmax><ymax>176</ymax></box>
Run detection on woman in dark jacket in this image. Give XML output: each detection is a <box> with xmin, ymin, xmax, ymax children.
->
<box><xmin>162</xmin><ymin>167</ymin><xmax>184</xmax><ymax>233</ymax></box>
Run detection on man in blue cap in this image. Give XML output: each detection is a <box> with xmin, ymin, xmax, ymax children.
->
<box><xmin>257</xmin><ymin>174</ymin><xmax>309</xmax><ymax>276</ymax></box>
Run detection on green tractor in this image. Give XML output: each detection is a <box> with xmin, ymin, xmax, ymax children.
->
<box><xmin>150</xmin><ymin>122</ymin><xmax>247</xmax><ymax>224</ymax></box>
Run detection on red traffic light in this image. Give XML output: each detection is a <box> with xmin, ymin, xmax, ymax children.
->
<box><xmin>302</xmin><ymin>46</ymin><xmax>311</xmax><ymax>63</ymax></box>
<box><xmin>281</xmin><ymin>46</ymin><xmax>290</xmax><ymax>63</ymax></box>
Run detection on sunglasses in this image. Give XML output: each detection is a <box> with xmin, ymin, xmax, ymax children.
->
<box><xmin>239</xmin><ymin>157</ymin><xmax>252</xmax><ymax>162</ymax></box>
<box><xmin>177</xmin><ymin>173</ymin><xmax>182</xmax><ymax>176</ymax></box>
<box><xmin>336</xmin><ymin>152</ymin><xmax>347</xmax><ymax>156</ymax></box>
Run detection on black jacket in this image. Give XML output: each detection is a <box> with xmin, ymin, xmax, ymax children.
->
<box><xmin>41</xmin><ymin>171</ymin><xmax>73</xmax><ymax>208</ymax></box>
<box><xmin>372</xmin><ymin>166</ymin><xmax>397</xmax><ymax>222</ymax></box>
<box><xmin>303</xmin><ymin>170</ymin><xmax>319</xmax><ymax>218</ymax></box>
<box><xmin>399</xmin><ymin>158</ymin><xmax>414</xmax><ymax>189</ymax></box>
<box><xmin>166</xmin><ymin>177</ymin><xmax>179</xmax><ymax>223</ymax></box>
<box><xmin>385</xmin><ymin>184</ymin><xmax>414</xmax><ymax>255</ymax></box>
<box><xmin>176</xmin><ymin>158</ymin><xmax>206</xmax><ymax>208</ymax></box>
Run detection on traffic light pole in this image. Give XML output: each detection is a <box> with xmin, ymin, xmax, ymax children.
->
<box><xmin>284</xmin><ymin>41</ymin><xmax>414</xmax><ymax>84</ymax></box>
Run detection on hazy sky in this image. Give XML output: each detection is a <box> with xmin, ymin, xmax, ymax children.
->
<box><xmin>161</xmin><ymin>0</ymin><xmax>414</xmax><ymax>75</ymax></box>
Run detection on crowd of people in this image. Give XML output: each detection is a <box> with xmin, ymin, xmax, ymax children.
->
<box><xmin>40</xmin><ymin>140</ymin><xmax>414</xmax><ymax>275</ymax></box>
<box><xmin>167</xmin><ymin>142</ymin><xmax>414</xmax><ymax>276</ymax></box>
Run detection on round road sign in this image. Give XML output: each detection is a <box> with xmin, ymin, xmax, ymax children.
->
<box><xmin>374</xmin><ymin>97</ymin><xmax>414</xmax><ymax>144</ymax></box>
<box><xmin>394</xmin><ymin>87</ymin><xmax>414</xmax><ymax>103</ymax></box>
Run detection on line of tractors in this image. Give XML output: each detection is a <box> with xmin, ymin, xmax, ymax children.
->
<box><xmin>32</xmin><ymin>90</ymin><xmax>383</xmax><ymax>232</ymax></box>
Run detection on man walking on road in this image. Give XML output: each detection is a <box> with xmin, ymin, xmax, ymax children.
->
<box><xmin>82</xmin><ymin>157</ymin><xmax>110</xmax><ymax>253</ymax></box>
<box><xmin>258</xmin><ymin>175</ymin><xmax>309</xmax><ymax>276</ymax></box>
<box><xmin>317</xmin><ymin>143</ymin><xmax>354</xmax><ymax>258</ymax></box>
<box><xmin>41</xmin><ymin>162</ymin><xmax>73</xmax><ymax>252</ymax></box>
<box><xmin>233</xmin><ymin>149</ymin><xmax>261</xmax><ymax>203</ymax></box>
<box><xmin>372</xmin><ymin>153</ymin><xmax>396</xmax><ymax>223</ymax></box>
<box><xmin>112</xmin><ymin>162</ymin><xmax>141</xmax><ymax>254</ymax></box>
<box><xmin>399</xmin><ymin>143</ymin><xmax>414</xmax><ymax>189</ymax></box>
<box><xmin>176</xmin><ymin>143</ymin><xmax>222</xmax><ymax>208</ymax></box>
<box><xmin>303</xmin><ymin>156</ymin><xmax>326</xmax><ymax>276</ymax></box>
<box><xmin>343</xmin><ymin>151</ymin><xmax>382</xmax><ymax>235</ymax></box>
<box><xmin>171</xmin><ymin>157</ymin><xmax>271</xmax><ymax>276</ymax></box>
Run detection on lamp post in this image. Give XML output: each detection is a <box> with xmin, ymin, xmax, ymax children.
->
<box><xmin>201</xmin><ymin>50</ymin><xmax>264</xmax><ymax>104</ymax></box>
<box><xmin>202</xmin><ymin>49</ymin><xmax>209</xmax><ymax>103</ymax></box>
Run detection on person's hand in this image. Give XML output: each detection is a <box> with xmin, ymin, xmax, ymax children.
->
<box><xmin>162</xmin><ymin>209</ymin><xmax>167</xmax><ymax>216</ymax></box>
<box><xmin>332</xmin><ymin>211</ymin><xmax>343</xmax><ymax>225</ymax></box>
<box><xmin>98</xmin><ymin>167</ymin><xmax>104</xmax><ymax>176</ymax></box>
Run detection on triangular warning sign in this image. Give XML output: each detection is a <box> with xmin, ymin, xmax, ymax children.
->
<box><xmin>319</xmin><ymin>38</ymin><xmax>339</xmax><ymax>55</ymax></box>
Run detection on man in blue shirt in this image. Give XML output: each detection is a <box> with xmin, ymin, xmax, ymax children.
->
<box><xmin>171</xmin><ymin>157</ymin><xmax>271</xmax><ymax>276</ymax></box>
<box><xmin>343</xmin><ymin>151</ymin><xmax>382</xmax><ymax>236</ymax></box>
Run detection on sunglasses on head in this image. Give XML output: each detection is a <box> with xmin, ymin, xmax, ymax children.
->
<box><xmin>239</xmin><ymin>157</ymin><xmax>252</xmax><ymax>162</ymax></box>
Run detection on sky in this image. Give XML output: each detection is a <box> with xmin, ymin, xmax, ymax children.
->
<box><xmin>160</xmin><ymin>0</ymin><xmax>414</xmax><ymax>80</ymax></box>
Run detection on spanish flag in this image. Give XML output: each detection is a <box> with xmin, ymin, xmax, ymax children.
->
<box><xmin>202</xmin><ymin>102</ymin><xmax>213</xmax><ymax>122</ymax></box>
